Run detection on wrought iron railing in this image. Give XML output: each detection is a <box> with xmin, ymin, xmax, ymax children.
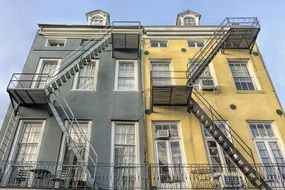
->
<box><xmin>7</xmin><ymin>73</ymin><xmax>50</xmax><ymax>90</ymax></box>
<box><xmin>0</xmin><ymin>162</ymin><xmax>284</xmax><ymax>189</ymax></box>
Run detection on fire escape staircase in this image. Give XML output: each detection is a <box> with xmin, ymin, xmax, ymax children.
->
<box><xmin>45</xmin><ymin>27</ymin><xmax>113</xmax><ymax>186</ymax></box>
<box><xmin>1</xmin><ymin>27</ymin><xmax>113</xmax><ymax>187</ymax></box>
<box><xmin>186</xmin><ymin>18</ymin><xmax>270</xmax><ymax>189</ymax></box>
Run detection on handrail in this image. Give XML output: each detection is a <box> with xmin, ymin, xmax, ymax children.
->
<box><xmin>191</xmin><ymin>88</ymin><xmax>256</xmax><ymax>165</ymax></box>
<box><xmin>53</xmin><ymin>90</ymin><xmax>98</xmax><ymax>173</ymax></box>
<box><xmin>47</xmin><ymin>26</ymin><xmax>113</xmax><ymax>86</ymax></box>
<box><xmin>186</xmin><ymin>17</ymin><xmax>260</xmax><ymax>86</ymax></box>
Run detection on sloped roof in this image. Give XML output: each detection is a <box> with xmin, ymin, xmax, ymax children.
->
<box><xmin>86</xmin><ymin>9</ymin><xmax>109</xmax><ymax>17</ymax></box>
<box><xmin>176</xmin><ymin>10</ymin><xmax>201</xmax><ymax>25</ymax></box>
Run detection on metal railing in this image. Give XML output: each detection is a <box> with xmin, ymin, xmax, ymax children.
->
<box><xmin>186</xmin><ymin>17</ymin><xmax>260</xmax><ymax>86</ymax></box>
<box><xmin>7</xmin><ymin>73</ymin><xmax>50</xmax><ymax>90</ymax></box>
<box><xmin>191</xmin><ymin>88</ymin><xmax>257</xmax><ymax>166</ymax></box>
<box><xmin>0</xmin><ymin>162</ymin><xmax>284</xmax><ymax>189</ymax></box>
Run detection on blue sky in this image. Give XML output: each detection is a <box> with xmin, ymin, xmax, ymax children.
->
<box><xmin>0</xmin><ymin>0</ymin><xmax>284</xmax><ymax>125</ymax></box>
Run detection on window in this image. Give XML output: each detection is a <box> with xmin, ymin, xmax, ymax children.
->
<box><xmin>188</xmin><ymin>40</ymin><xmax>204</xmax><ymax>48</ymax></box>
<box><xmin>115</xmin><ymin>60</ymin><xmax>138</xmax><ymax>91</ymax></box>
<box><xmin>203</xmin><ymin>122</ymin><xmax>236</xmax><ymax>172</ymax></box>
<box><xmin>73</xmin><ymin>60</ymin><xmax>99</xmax><ymax>90</ymax></box>
<box><xmin>7</xmin><ymin>120</ymin><xmax>44</xmax><ymax>186</ymax></box>
<box><xmin>150</xmin><ymin>40</ymin><xmax>168</xmax><ymax>48</ymax></box>
<box><xmin>153</xmin><ymin>122</ymin><xmax>188</xmax><ymax>188</ymax></box>
<box><xmin>249</xmin><ymin>122</ymin><xmax>285</xmax><ymax>187</ymax></box>
<box><xmin>90</xmin><ymin>16</ymin><xmax>104</xmax><ymax>25</ymax></box>
<box><xmin>189</xmin><ymin>61</ymin><xmax>216</xmax><ymax>90</ymax></box>
<box><xmin>33</xmin><ymin>59</ymin><xmax>61</xmax><ymax>88</ymax></box>
<box><xmin>111</xmin><ymin>122</ymin><xmax>140</xmax><ymax>189</ymax></box>
<box><xmin>59</xmin><ymin>121</ymin><xmax>91</xmax><ymax>183</ymax></box>
<box><xmin>229</xmin><ymin>60</ymin><xmax>256</xmax><ymax>90</ymax></box>
<box><xmin>184</xmin><ymin>16</ymin><xmax>196</xmax><ymax>26</ymax></box>
<box><xmin>46</xmin><ymin>39</ymin><xmax>66</xmax><ymax>47</ymax></box>
<box><xmin>151</xmin><ymin>61</ymin><xmax>171</xmax><ymax>86</ymax></box>
<box><xmin>202</xmin><ymin>121</ymin><xmax>243</xmax><ymax>187</ymax></box>
<box><xmin>14</xmin><ymin>121</ymin><xmax>43</xmax><ymax>162</ymax></box>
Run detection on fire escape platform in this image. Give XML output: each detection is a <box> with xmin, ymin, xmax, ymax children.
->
<box><xmin>152</xmin><ymin>85</ymin><xmax>189</xmax><ymax>106</ymax></box>
<box><xmin>224</xmin><ymin>27</ymin><xmax>260</xmax><ymax>49</ymax></box>
<box><xmin>111</xmin><ymin>22</ymin><xmax>141</xmax><ymax>58</ymax></box>
<box><xmin>7</xmin><ymin>88</ymin><xmax>47</xmax><ymax>105</ymax></box>
<box><xmin>7</xmin><ymin>73</ymin><xmax>49</xmax><ymax>105</ymax></box>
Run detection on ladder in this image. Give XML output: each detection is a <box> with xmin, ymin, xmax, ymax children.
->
<box><xmin>186</xmin><ymin>18</ymin><xmax>270</xmax><ymax>189</ymax></box>
<box><xmin>0</xmin><ymin>105</ymin><xmax>19</xmax><ymax>163</ymax></box>
<box><xmin>43</xmin><ymin>27</ymin><xmax>113</xmax><ymax>186</ymax></box>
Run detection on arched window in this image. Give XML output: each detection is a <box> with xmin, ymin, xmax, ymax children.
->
<box><xmin>91</xmin><ymin>16</ymin><xmax>104</xmax><ymax>25</ymax></box>
<box><xmin>184</xmin><ymin>16</ymin><xmax>196</xmax><ymax>26</ymax></box>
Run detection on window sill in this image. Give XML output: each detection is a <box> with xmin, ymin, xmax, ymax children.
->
<box><xmin>114</xmin><ymin>89</ymin><xmax>139</xmax><ymax>92</ymax></box>
<box><xmin>71</xmin><ymin>89</ymin><xmax>96</xmax><ymax>92</ymax></box>
<box><xmin>236</xmin><ymin>90</ymin><xmax>264</xmax><ymax>94</ymax></box>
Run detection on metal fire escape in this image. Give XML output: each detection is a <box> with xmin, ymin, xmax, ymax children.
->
<box><xmin>186</xmin><ymin>18</ymin><xmax>270</xmax><ymax>189</ymax></box>
<box><xmin>1</xmin><ymin>27</ymin><xmax>113</xmax><ymax>187</ymax></box>
<box><xmin>1</xmin><ymin>21</ymin><xmax>141</xmax><ymax>187</ymax></box>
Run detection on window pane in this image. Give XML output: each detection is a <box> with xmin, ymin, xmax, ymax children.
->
<box><xmin>229</xmin><ymin>62</ymin><xmax>255</xmax><ymax>90</ymax></box>
<box><xmin>151</xmin><ymin>62</ymin><xmax>171</xmax><ymax>86</ymax></box>
<box><xmin>117</xmin><ymin>61</ymin><xmax>135</xmax><ymax>90</ymax></box>
<box><xmin>16</xmin><ymin>122</ymin><xmax>42</xmax><ymax>162</ymax></box>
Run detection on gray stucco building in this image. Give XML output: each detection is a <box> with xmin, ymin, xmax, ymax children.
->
<box><xmin>0</xmin><ymin>10</ymin><xmax>145</xmax><ymax>189</ymax></box>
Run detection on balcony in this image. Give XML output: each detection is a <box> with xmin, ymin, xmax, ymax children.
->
<box><xmin>7</xmin><ymin>73</ymin><xmax>50</xmax><ymax>106</ymax></box>
<box><xmin>149</xmin><ymin>163</ymin><xmax>285</xmax><ymax>189</ymax></box>
<box><xmin>0</xmin><ymin>162</ymin><xmax>284</xmax><ymax>189</ymax></box>
<box><xmin>224</xmin><ymin>17</ymin><xmax>260</xmax><ymax>50</ymax></box>
<box><xmin>0</xmin><ymin>161</ymin><xmax>147</xmax><ymax>189</ymax></box>
<box><xmin>112</xmin><ymin>21</ymin><xmax>141</xmax><ymax>58</ymax></box>
<box><xmin>150</xmin><ymin>71</ymin><xmax>189</xmax><ymax>106</ymax></box>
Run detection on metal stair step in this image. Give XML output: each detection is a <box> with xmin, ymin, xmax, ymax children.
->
<box><xmin>56</xmin><ymin>79</ymin><xmax>62</xmax><ymax>87</ymax></box>
<box><xmin>69</xmin><ymin>67</ymin><xmax>75</xmax><ymax>75</ymax></box>
<box><xmin>61</xmin><ymin>75</ymin><xmax>67</xmax><ymax>83</ymax></box>
<box><xmin>74</xmin><ymin>64</ymin><xmax>80</xmax><ymax>72</ymax></box>
<box><xmin>65</xmin><ymin>72</ymin><xmax>71</xmax><ymax>79</ymax></box>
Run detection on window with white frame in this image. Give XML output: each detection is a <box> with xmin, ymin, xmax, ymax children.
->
<box><xmin>33</xmin><ymin>59</ymin><xmax>61</xmax><ymax>88</ymax></box>
<box><xmin>203</xmin><ymin>122</ymin><xmax>236</xmax><ymax>172</ymax></box>
<box><xmin>189</xmin><ymin>60</ymin><xmax>216</xmax><ymax>90</ymax></box>
<box><xmin>202</xmin><ymin>121</ymin><xmax>242</xmax><ymax>187</ymax></box>
<box><xmin>7</xmin><ymin>121</ymin><xmax>44</xmax><ymax>186</ymax></box>
<box><xmin>115</xmin><ymin>60</ymin><xmax>138</xmax><ymax>91</ymax></box>
<box><xmin>150</xmin><ymin>39</ymin><xmax>168</xmax><ymax>48</ymax></box>
<box><xmin>153</xmin><ymin>122</ymin><xmax>188</xmax><ymax>188</ymax></box>
<box><xmin>248</xmin><ymin>122</ymin><xmax>285</xmax><ymax>187</ymax></box>
<box><xmin>111</xmin><ymin>122</ymin><xmax>139</xmax><ymax>189</ymax></box>
<box><xmin>59</xmin><ymin>121</ymin><xmax>90</xmax><ymax>182</ymax></box>
<box><xmin>184</xmin><ymin>16</ymin><xmax>196</xmax><ymax>26</ymax></box>
<box><xmin>62</xmin><ymin>121</ymin><xmax>89</xmax><ymax>163</ymax></box>
<box><xmin>46</xmin><ymin>39</ymin><xmax>66</xmax><ymax>47</ymax></box>
<box><xmin>188</xmin><ymin>39</ymin><xmax>204</xmax><ymax>48</ymax></box>
<box><xmin>73</xmin><ymin>60</ymin><xmax>98</xmax><ymax>90</ymax></box>
<box><xmin>14</xmin><ymin>121</ymin><xmax>43</xmax><ymax>162</ymax></box>
<box><xmin>229</xmin><ymin>60</ymin><xmax>256</xmax><ymax>90</ymax></box>
<box><xmin>90</xmin><ymin>16</ymin><xmax>104</xmax><ymax>25</ymax></box>
<box><xmin>151</xmin><ymin>60</ymin><xmax>172</xmax><ymax>86</ymax></box>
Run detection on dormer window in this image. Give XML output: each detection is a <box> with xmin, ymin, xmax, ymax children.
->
<box><xmin>91</xmin><ymin>16</ymin><xmax>104</xmax><ymax>25</ymax></box>
<box><xmin>176</xmin><ymin>10</ymin><xmax>201</xmax><ymax>26</ymax></box>
<box><xmin>86</xmin><ymin>9</ymin><xmax>110</xmax><ymax>26</ymax></box>
<box><xmin>184</xmin><ymin>16</ymin><xmax>196</xmax><ymax>26</ymax></box>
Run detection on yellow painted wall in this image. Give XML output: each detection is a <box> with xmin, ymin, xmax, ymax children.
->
<box><xmin>143</xmin><ymin>38</ymin><xmax>285</xmax><ymax>165</ymax></box>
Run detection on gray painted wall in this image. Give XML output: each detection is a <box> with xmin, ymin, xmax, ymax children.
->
<box><xmin>0</xmin><ymin>32</ymin><xmax>145</xmax><ymax>185</ymax></box>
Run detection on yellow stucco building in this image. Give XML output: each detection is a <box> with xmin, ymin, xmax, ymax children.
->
<box><xmin>143</xmin><ymin>10</ymin><xmax>285</xmax><ymax>189</ymax></box>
